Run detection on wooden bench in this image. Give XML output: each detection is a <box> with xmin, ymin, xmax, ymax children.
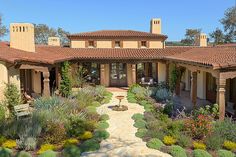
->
<box><xmin>14</xmin><ymin>104</ymin><xmax>31</xmax><ymax>119</ymax></box>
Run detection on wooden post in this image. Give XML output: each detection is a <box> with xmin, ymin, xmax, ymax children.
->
<box><xmin>166</xmin><ymin>62</ymin><xmax>169</xmax><ymax>85</ymax></box>
<box><xmin>100</xmin><ymin>64</ymin><xmax>105</xmax><ymax>86</ymax></box>
<box><xmin>191</xmin><ymin>71</ymin><xmax>197</xmax><ymax>108</ymax></box>
<box><xmin>215</xmin><ymin>77</ymin><xmax>219</xmax><ymax>104</ymax></box>
<box><xmin>131</xmin><ymin>64</ymin><xmax>136</xmax><ymax>84</ymax></box>
<box><xmin>156</xmin><ymin>62</ymin><xmax>159</xmax><ymax>83</ymax></box>
<box><xmin>43</xmin><ymin>69</ymin><xmax>50</xmax><ymax>97</ymax></box>
<box><xmin>219</xmin><ymin>77</ymin><xmax>226</xmax><ymax>120</ymax></box>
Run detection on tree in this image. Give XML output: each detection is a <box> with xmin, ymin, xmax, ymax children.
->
<box><xmin>0</xmin><ymin>15</ymin><xmax>8</xmax><ymax>40</ymax></box>
<box><xmin>210</xmin><ymin>28</ymin><xmax>225</xmax><ymax>44</ymax></box>
<box><xmin>34</xmin><ymin>24</ymin><xmax>70</xmax><ymax>46</ymax></box>
<box><xmin>60</xmin><ymin>61</ymin><xmax>72</xmax><ymax>97</ymax></box>
<box><xmin>220</xmin><ymin>7</ymin><xmax>236</xmax><ymax>42</ymax></box>
<box><xmin>181</xmin><ymin>29</ymin><xmax>201</xmax><ymax>45</ymax></box>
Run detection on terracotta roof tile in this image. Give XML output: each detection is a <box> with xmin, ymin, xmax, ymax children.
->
<box><xmin>68</xmin><ymin>30</ymin><xmax>168</xmax><ymax>39</ymax></box>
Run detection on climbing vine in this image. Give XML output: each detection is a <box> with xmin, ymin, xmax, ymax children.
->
<box><xmin>170</xmin><ymin>66</ymin><xmax>185</xmax><ymax>93</ymax></box>
<box><xmin>60</xmin><ymin>61</ymin><xmax>72</xmax><ymax>97</ymax></box>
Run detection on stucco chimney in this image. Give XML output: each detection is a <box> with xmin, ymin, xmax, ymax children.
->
<box><xmin>48</xmin><ymin>37</ymin><xmax>60</xmax><ymax>46</ymax></box>
<box><xmin>150</xmin><ymin>18</ymin><xmax>161</xmax><ymax>34</ymax></box>
<box><xmin>194</xmin><ymin>33</ymin><xmax>207</xmax><ymax>47</ymax></box>
<box><xmin>10</xmin><ymin>23</ymin><xmax>35</xmax><ymax>52</ymax></box>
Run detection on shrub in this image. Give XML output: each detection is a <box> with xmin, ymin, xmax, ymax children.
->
<box><xmin>223</xmin><ymin>140</ymin><xmax>236</xmax><ymax>151</ymax></box>
<box><xmin>135</xmin><ymin>128</ymin><xmax>148</xmax><ymax>138</ymax></box>
<box><xmin>177</xmin><ymin>134</ymin><xmax>192</xmax><ymax>148</ymax></box>
<box><xmin>146</xmin><ymin>138</ymin><xmax>164</xmax><ymax>150</ymax></box>
<box><xmin>100</xmin><ymin>114</ymin><xmax>109</xmax><ymax>121</ymax></box>
<box><xmin>79</xmin><ymin>131</ymin><xmax>93</xmax><ymax>140</ymax></box>
<box><xmin>60</xmin><ymin>61</ymin><xmax>72</xmax><ymax>97</ymax></box>
<box><xmin>66</xmin><ymin>116</ymin><xmax>95</xmax><ymax>137</ymax></box>
<box><xmin>170</xmin><ymin>145</ymin><xmax>187</xmax><ymax>157</ymax></box>
<box><xmin>0</xmin><ymin>136</ymin><xmax>6</xmax><ymax>145</ymax></box>
<box><xmin>97</xmin><ymin>121</ymin><xmax>109</xmax><ymax>130</ymax></box>
<box><xmin>163</xmin><ymin>136</ymin><xmax>177</xmax><ymax>145</ymax></box>
<box><xmin>15</xmin><ymin>151</ymin><xmax>32</xmax><ymax>157</ymax></box>
<box><xmin>38</xmin><ymin>150</ymin><xmax>57</xmax><ymax>157</ymax></box>
<box><xmin>93</xmin><ymin>130</ymin><xmax>109</xmax><ymax>141</ymax></box>
<box><xmin>192</xmin><ymin>149</ymin><xmax>212</xmax><ymax>157</ymax></box>
<box><xmin>43</xmin><ymin>121</ymin><xmax>66</xmax><ymax>144</ymax></box>
<box><xmin>194</xmin><ymin>104</ymin><xmax>219</xmax><ymax>119</ymax></box>
<box><xmin>2</xmin><ymin>140</ymin><xmax>16</xmax><ymax>149</ymax></box>
<box><xmin>0</xmin><ymin>105</ymin><xmax>5</xmax><ymax>121</ymax></box>
<box><xmin>145</xmin><ymin>130</ymin><xmax>166</xmax><ymax>141</ymax></box>
<box><xmin>133</xmin><ymin>119</ymin><xmax>146</xmax><ymax>129</ymax></box>
<box><xmin>91</xmin><ymin>101</ymin><xmax>101</xmax><ymax>107</ymax></box>
<box><xmin>0</xmin><ymin>147</ymin><xmax>12</xmax><ymax>157</ymax></box>
<box><xmin>205</xmin><ymin>133</ymin><xmax>223</xmax><ymax>150</ymax></box>
<box><xmin>80</xmin><ymin>138</ymin><xmax>100</xmax><ymax>153</ymax></box>
<box><xmin>193</xmin><ymin>141</ymin><xmax>206</xmax><ymax>150</ymax></box>
<box><xmin>185</xmin><ymin>114</ymin><xmax>212</xmax><ymax>139</ymax></box>
<box><xmin>62</xmin><ymin>145</ymin><xmax>81</xmax><ymax>157</ymax></box>
<box><xmin>155</xmin><ymin>88</ymin><xmax>171</xmax><ymax>102</ymax></box>
<box><xmin>132</xmin><ymin>113</ymin><xmax>144</xmax><ymax>121</ymax></box>
<box><xmin>16</xmin><ymin>137</ymin><xmax>37</xmax><ymax>151</ymax></box>
<box><xmin>4</xmin><ymin>83</ymin><xmax>21</xmax><ymax>113</ymax></box>
<box><xmin>63</xmin><ymin>138</ymin><xmax>79</xmax><ymax>147</ymax></box>
<box><xmin>37</xmin><ymin>144</ymin><xmax>55</xmax><ymax>155</ymax></box>
<box><xmin>214</xmin><ymin>118</ymin><xmax>236</xmax><ymax>142</ymax></box>
<box><xmin>86</xmin><ymin>106</ymin><xmax>96</xmax><ymax>113</ymax></box>
<box><xmin>217</xmin><ymin>149</ymin><xmax>235</xmax><ymax>157</ymax></box>
<box><xmin>163</xmin><ymin>101</ymin><xmax>173</xmax><ymax>116</ymax></box>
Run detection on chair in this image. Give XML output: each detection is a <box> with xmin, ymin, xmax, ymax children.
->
<box><xmin>14</xmin><ymin>104</ymin><xmax>31</xmax><ymax>119</ymax></box>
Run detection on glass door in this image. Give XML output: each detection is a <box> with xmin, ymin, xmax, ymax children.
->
<box><xmin>110</xmin><ymin>63</ymin><xmax>127</xmax><ymax>87</ymax></box>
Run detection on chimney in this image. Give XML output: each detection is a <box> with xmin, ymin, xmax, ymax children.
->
<box><xmin>10</xmin><ymin>23</ymin><xmax>35</xmax><ymax>52</ymax></box>
<box><xmin>150</xmin><ymin>18</ymin><xmax>161</xmax><ymax>34</ymax></box>
<box><xmin>48</xmin><ymin>37</ymin><xmax>60</xmax><ymax>46</ymax></box>
<box><xmin>194</xmin><ymin>33</ymin><xmax>207</xmax><ymax>47</ymax></box>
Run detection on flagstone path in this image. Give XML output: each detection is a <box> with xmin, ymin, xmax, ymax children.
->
<box><xmin>82</xmin><ymin>90</ymin><xmax>171</xmax><ymax>157</ymax></box>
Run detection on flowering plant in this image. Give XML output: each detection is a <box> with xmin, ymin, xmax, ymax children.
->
<box><xmin>185</xmin><ymin>114</ymin><xmax>212</xmax><ymax>139</ymax></box>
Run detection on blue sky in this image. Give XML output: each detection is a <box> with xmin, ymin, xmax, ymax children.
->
<box><xmin>0</xmin><ymin>0</ymin><xmax>235</xmax><ymax>41</ymax></box>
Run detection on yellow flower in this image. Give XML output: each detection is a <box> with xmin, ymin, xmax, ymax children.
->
<box><xmin>79</xmin><ymin>131</ymin><xmax>93</xmax><ymax>140</ymax></box>
<box><xmin>223</xmin><ymin>140</ymin><xmax>236</xmax><ymax>151</ymax></box>
<box><xmin>2</xmin><ymin>140</ymin><xmax>16</xmax><ymax>149</ymax></box>
<box><xmin>193</xmin><ymin>141</ymin><xmax>206</xmax><ymax>150</ymax></box>
<box><xmin>63</xmin><ymin>138</ymin><xmax>79</xmax><ymax>147</ymax></box>
<box><xmin>163</xmin><ymin>136</ymin><xmax>176</xmax><ymax>145</ymax></box>
<box><xmin>37</xmin><ymin>144</ymin><xmax>55</xmax><ymax>154</ymax></box>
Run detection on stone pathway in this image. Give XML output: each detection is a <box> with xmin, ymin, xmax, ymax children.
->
<box><xmin>82</xmin><ymin>91</ymin><xmax>171</xmax><ymax>157</ymax></box>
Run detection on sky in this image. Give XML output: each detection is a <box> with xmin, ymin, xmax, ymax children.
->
<box><xmin>0</xmin><ymin>0</ymin><xmax>235</xmax><ymax>41</ymax></box>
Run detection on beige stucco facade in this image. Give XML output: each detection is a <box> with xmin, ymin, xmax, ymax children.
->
<box><xmin>149</xmin><ymin>41</ymin><xmax>163</xmax><ymax>48</ymax></box>
<box><xmin>122</xmin><ymin>41</ymin><xmax>138</xmax><ymax>48</ymax></box>
<box><xmin>32</xmin><ymin>70</ymin><xmax>42</xmax><ymax>94</ymax></box>
<box><xmin>96</xmin><ymin>41</ymin><xmax>112</xmax><ymax>48</ymax></box>
<box><xmin>158</xmin><ymin>62</ymin><xmax>167</xmax><ymax>83</ymax></box>
<box><xmin>10</xmin><ymin>23</ymin><xmax>35</xmax><ymax>52</ymax></box>
<box><xmin>71</xmin><ymin>40</ymin><xmax>86</xmax><ymax>48</ymax></box>
<box><xmin>197</xmin><ymin>70</ymin><xmax>206</xmax><ymax>99</ymax></box>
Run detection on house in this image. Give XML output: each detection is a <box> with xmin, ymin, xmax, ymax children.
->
<box><xmin>0</xmin><ymin>19</ymin><xmax>235</xmax><ymax>119</ymax></box>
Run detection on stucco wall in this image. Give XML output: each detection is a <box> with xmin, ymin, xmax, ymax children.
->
<box><xmin>71</xmin><ymin>40</ymin><xmax>85</xmax><ymax>48</ymax></box>
<box><xmin>158</xmin><ymin>62</ymin><xmax>166</xmax><ymax>83</ymax></box>
<box><xmin>149</xmin><ymin>41</ymin><xmax>163</xmax><ymax>48</ymax></box>
<box><xmin>197</xmin><ymin>70</ymin><xmax>206</xmax><ymax>99</ymax></box>
<box><xmin>32</xmin><ymin>70</ymin><xmax>41</xmax><ymax>94</ymax></box>
<box><xmin>96</xmin><ymin>41</ymin><xmax>112</xmax><ymax>48</ymax></box>
<box><xmin>0</xmin><ymin>62</ymin><xmax>8</xmax><ymax>101</ymax></box>
<box><xmin>123</xmin><ymin>41</ymin><xmax>138</xmax><ymax>48</ymax></box>
<box><xmin>8</xmin><ymin>67</ymin><xmax>20</xmax><ymax>90</ymax></box>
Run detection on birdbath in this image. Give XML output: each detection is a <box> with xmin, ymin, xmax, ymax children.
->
<box><xmin>116</xmin><ymin>95</ymin><xmax>124</xmax><ymax>107</ymax></box>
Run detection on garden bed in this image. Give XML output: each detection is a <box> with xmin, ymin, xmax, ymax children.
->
<box><xmin>128</xmin><ymin>84</ymin><xmax>236</xmax><ymax>157</ymax></box>
<box><xmin>0</xmin><ymin>85</ymin><xmax>112</xmax><ymax>157</ymax></box>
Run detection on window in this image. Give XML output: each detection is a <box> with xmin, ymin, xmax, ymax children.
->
<box><xmin>141</xmin><ymin>41</ymin><xmax>147</xmax><ymax>48</ymax></box>
<box><xmin>115</xmin><ymin>41</ymin><xmax>121</xmax><ymax>48</ymax></box>
<box><xmin>88</xmin><ymin>41</ymin><xmax>95</xmax><ymax>48</ymax></box>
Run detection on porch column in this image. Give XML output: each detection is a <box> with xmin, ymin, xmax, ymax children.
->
<box><xmin>219</xmin><ymin>77</ymin><xmax>226</xmax><ymax>120</ymax></box>
<box><xmin>191</xmin><ymin>71</ymin><xmax>197</xmax><ymax>108</ymax></box>
<box><xmin>156</xmin><ymin>62</ymin><xmax>159</xmax><ymax>83</ymax></box>
<box><xmin>215</xmin><ymin>78</ymin><xmax>219</xmax><ymax>104</ymax></box>
<box><xmin>43</xmin><ymin>69</ymin><xmax>50</xmax><ymax>97</ymax></box>
<box><xmin>100</xmin><ymin>64</ymin><xmax>105</xmax><ymax>86</ymax></box>
<box><xmin>131</xmin><ymin>64</ymin><xmax>136</xmax><ymax>84</ymax></box>
<box><xmin>166</xmin><ymin>62</ymin><xmax>169</xmax><ymax>84</ymax></box>
<box><xmin>55</xmin><ymin>66</ymin><xmax>61</xmax><ymax>89</ymax></box>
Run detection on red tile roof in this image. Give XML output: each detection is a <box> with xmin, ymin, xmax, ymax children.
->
<box><xmin>0</xmin><ymin>42</ymin><xmax>236</xmax><ymax>70</ymax></box>
<box><xmin>68</xmin><ymin>30</ymin><xmax>168</xmax><ymax>39</ymax></box>
<box><xmin>166</xmin><ymin>47</ymin><xmax>236</xmax><ymax>69</ymax></box>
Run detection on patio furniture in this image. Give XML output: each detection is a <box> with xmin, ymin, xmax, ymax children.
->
<box><xmin>14</xmin><ymin>104</ymin><xmax>32</xmax><ymax>119</ymax></box>
<box><xmin>140</xmin><ymin>77</ymin><xmax>156</xmax><ymax>86</ymax></box>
